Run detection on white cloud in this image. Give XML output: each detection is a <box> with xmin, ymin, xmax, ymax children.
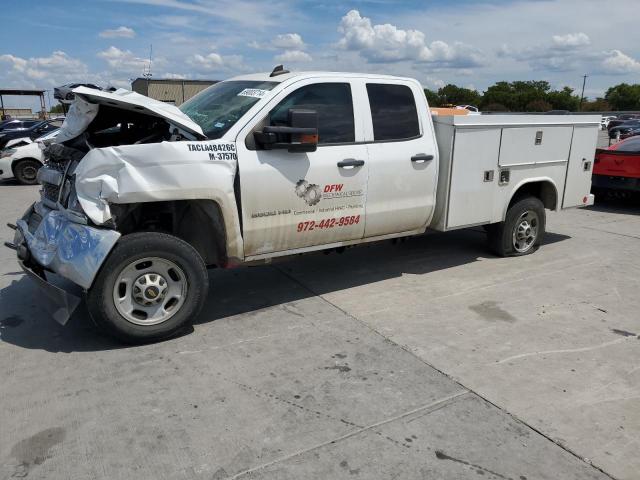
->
<box><xmin>188</xmin><ymin>51</ymin><xmax>245</xmax><ymax>71</ymax></box>
<box><xmin>337</xmin><ymin>10</ymin><xmax>482</xmax><ymax>68</ymax></box>
<box><xmin>498</xmin><ymin>33</ymin><xmax>595</xmax><ymax>72</ymax></box>
<box><xmin>601</xmin><ymin>50</ymin><xmax>640</xmax><ymax>74</ymax></box>
<box><xmin>552</xmin><ymin>32</ymin><xmax>590</xmax><ymax>48</ymax></box>
<box><xmin>99</xmin><ymin>26</ymin><xmax>136</xmax><ymax>38</ymax></box>
<box><xmin>98</xmin><ymin>46</ymin><xmax>148</xmax><ymax>72</ymax></box>
<box><xmin>275</xmin><ymin>50</ymin><xmax>312</xmax><ymax>63</ymax></box>
<box><xmin>0</xmin><ymin>50</ymin><xmax>88</xmax><ymax>81</ymax></box>
<box><xmin>249</xmin><ymin>33</ymin><xmax>306</xmax><ymax>51</ymax></box>
<box><xmin>272</xmin><ymin>33</ymin><xmax>305</xmax><ymax>50</ymax></box>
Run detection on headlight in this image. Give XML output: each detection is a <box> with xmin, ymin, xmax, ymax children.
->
<box><xmin>0</xmin><ymin>148</ymin><xmax>17</xmax><ymax>158</ymax></box>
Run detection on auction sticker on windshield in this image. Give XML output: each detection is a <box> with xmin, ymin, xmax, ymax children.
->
<box><xmin>237</xmin><ymin>89</ymin><xmax>269</xmax><ymax>98</ymax></box>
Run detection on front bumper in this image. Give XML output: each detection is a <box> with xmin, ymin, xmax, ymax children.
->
<box><xmin>10</xmin><ymin>203</ymin><xmax>121</xmax><ymax>324</ymax></box>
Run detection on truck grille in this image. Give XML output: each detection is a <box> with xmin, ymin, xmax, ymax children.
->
<box><xmin>39</xmin><ymin>144</ymin><xmax>85</xmax><ymax>206</ymax></box>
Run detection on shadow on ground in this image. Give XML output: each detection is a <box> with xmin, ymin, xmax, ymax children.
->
<box><xmin>0</xmin><ymin>227</ymin><xmax>570</xmax><ymax>352</ymax></box>
<box><xmin>588</xmin><ymin>190</ymin><xmax>640</xmax><ymax>215</ymax></box>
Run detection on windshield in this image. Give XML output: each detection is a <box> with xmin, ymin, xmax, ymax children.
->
<box><xmin>180</xmin><ymin>80</ymin><xmax>278</xmax><ymax>139</ymax></box>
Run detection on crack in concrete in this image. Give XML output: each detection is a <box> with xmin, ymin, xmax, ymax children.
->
<box><xmin>230</xmin><ymin>390</ymin><xmax>469</xmax><ymax>479</ymax></box>
<box><xmin>493</xmin><ymin>337</ymin><xmax>634</xmax><ymax>365</ymax></box>
<box><xmin>274</xmin><ymin>264</ymin><xmax>618</xmax><ymax>480</ymax></box>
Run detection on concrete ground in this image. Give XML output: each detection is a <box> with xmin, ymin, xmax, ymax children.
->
<box><xmin>1</xmin><ymin>176</ymin><xmax>638</xmax><ymax>480</ymax></box>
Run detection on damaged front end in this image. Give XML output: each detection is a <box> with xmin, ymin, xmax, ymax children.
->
<box><xmin>8</xmin><ymin>87</ymin><xmax>207</xmax><ymax>325</ymax></box>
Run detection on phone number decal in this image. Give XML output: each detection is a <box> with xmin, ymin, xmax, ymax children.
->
<box><xmin>297</xmin><ymin>215</ymin><xmax>360</xmax><ymax>232</ymax></box>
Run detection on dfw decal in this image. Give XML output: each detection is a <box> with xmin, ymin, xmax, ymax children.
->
<box><xmin>295</xmin><ymin>180</ymin><xmax>364</xmax><ymax>206</ymax></box>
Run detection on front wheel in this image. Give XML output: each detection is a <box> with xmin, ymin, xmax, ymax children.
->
<box><xmin>87</xmin><ymin>232</ymin><xmax>209</xmax><ymax>343</ymax></box>
<box><xmin>13</xmin><ymin>159</ymin><xmax>41</xmax><ymax>185</ymax></box>
<box><xmin>487</xmin><ymin>196</ymin><xmax>546</xmax><ymax>257</ymax></box>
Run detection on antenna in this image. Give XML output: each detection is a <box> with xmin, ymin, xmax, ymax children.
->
<box><xmin>142</xmin><ymin>44</ymin><xmax>153</xmax><ymax>82</ymax></box>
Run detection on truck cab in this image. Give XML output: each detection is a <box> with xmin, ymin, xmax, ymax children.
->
<box><xmin>7</xmin><ymin>70</ymin><xmax>599</xmax><ymax>343</ymax></box>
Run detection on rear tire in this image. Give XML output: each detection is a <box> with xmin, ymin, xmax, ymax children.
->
<box><xmin>87</xmin><ymin>232</ymin><xmax>209</xmax><ymax>344</ymax></box>
<box><xmin>13</xmin><ymin>159</ymin><xmax>41</xmax><ymax>185</ymax></box>
<box><xmin>487</xmin><ymin>196</ymin><xmax>546</xmax><ymax>257</ymax></box>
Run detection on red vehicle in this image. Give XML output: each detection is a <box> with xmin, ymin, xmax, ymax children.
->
<box><xmin>593</xmin><ymin>136</ymin><xmax>640</xmax><ymax>194</ymax></box>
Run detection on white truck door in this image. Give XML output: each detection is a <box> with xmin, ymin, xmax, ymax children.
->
<box><xmin>362</xmin><ymin>81</ymin><xmax>438</xmax><ymax>237</ymax></box>
<box><xmin>236</xmin><ymin>81</ymin><xmax>369</xmax><ymax>257</ymax></box>
<box><xmin>562</xmin><ymin>125</ymin><xmax>598</xmax><ymax>208</ymax></box>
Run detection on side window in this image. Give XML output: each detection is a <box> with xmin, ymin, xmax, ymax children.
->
<box><xmin>270</xmin><ymin>83</ymin><xmax>355</xmax><ymax>144</ymax></box>
<box><xmin>366</xmin><ymin>83</ymin><xmax>420</xmax><ymax>141</ymax></box>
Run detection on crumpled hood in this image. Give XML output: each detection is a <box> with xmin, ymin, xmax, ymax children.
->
<box><xmin>56</xmin><ymin>87</ymin><xmax>205</xmax><ymax>143</ymax></box>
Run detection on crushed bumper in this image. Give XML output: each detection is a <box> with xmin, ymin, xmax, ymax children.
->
<box><xmin>9</xmin><ymin>203</ymin><xmax>121</xmax><ymax>324</ymax></box>
<box><xmin>18</xmin><ymin>260</ymin><xmax>81</xmax><ymax>325</ymax></box>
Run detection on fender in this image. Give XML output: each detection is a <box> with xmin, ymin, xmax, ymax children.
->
<box><xmin>502</xmin><ymin>176</ymin><xmax>560</xmax><ymax>220</ymax></box>
<box><xmin>74</xmin><ymin>139</ymin><xmax>244</xmax><ymax>260</ymax></box>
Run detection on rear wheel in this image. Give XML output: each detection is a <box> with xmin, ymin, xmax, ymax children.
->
<box><xmin>487</xmin><ymin>196</ymin><xmax>546</xmax><ymax>257</ymax></box>
<box><xmin>87</xmin><ymin>232</ymin><xmax>209</xmax><ymax>343</ymax></box>
<box><xmin>13</xmin><ymin>159</ymin><xmax>41</xmax><ymax>185</ymax></box>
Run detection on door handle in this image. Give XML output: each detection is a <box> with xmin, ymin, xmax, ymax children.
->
<box><xmin>411</xmin><ymin>154</ymin><xmax>434</xmax><ymax>163</ymax></box>
<box><xmin>337</xmin><ymin>159</ymin><xmax>365</xmax><ymax>169</ymax></box>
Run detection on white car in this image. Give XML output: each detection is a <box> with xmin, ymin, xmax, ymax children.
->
<box><xmin>601</xmin><ymin>116</ymin><xmax>616</xmax><ymax>130</ymax></box>
<box><xmin>0</xmin><ymin>129</ymin><xmax>59</xmax><ymax>184</ymax></box>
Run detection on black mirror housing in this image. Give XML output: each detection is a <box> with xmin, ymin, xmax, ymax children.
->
<box><xmin>254</xmin><ymin>108</ymin><xmax>318</xmax><ymax>153</ymax></box>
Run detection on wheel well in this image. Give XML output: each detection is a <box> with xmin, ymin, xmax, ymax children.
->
<box><xmin>11</xmin><ymin>157</ymin><xmax>41</xmax><ymax>173</ymax></box>
<box><xmin>508</xmin><ymin>181</ymin><xmax>558</xmax><ymax>211</ymax></box>
<box><xmin>111</xmin><ymin>200</ymin><xmax>227</xmax><ymax>267</ymax></box>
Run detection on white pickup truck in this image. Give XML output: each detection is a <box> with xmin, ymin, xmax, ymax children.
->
<box><xmin>7</xmin><ymin>67</ymin><xmax>600</xmax><ymax>343</ymax></box>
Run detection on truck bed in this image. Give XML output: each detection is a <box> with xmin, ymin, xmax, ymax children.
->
<box><xmin>430</xmin><ymin>115</ymin><xmax>600</xmax><ymax>231</ymax></box>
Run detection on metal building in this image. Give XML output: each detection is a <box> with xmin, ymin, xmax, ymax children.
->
<box><xmin>131</xmin><ymin>78</ymin><xmax>217</xmax><ymax>106</ymax></box>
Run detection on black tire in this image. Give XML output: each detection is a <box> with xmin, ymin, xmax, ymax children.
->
<box><xmin>86</xmin><ymin>232</ymin><xmax>209</xmax><ymax>344</ymax></box>
<box><xmin>487</xmin><ymin>196</ymin><xmax>546</xmax><ymax>257</ymax></box>
<box><xmin>13</xmin><ymin>158</ymin><xmax>41</xmax><ymax>185</ymax></box>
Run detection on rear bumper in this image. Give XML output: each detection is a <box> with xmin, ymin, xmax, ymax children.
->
<box><xmin>592</xmin><ymin>174</ymin><xmax>640</xmax><ymax>192</ymax></box>
<box><xmin>9</xmin><ymin>203</ymin><xmax>121</xmax><ymax>324</ymax></box>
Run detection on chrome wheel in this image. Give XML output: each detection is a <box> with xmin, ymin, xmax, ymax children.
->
<box><xmin>512</xmin><ymin>210</ymin><xmax>539</xmax><ymax>253</ymax></box>
<box><xmin>112</xmin><ymin>257</ymin><xmax>187</xmax><ymax>326</ymax></box>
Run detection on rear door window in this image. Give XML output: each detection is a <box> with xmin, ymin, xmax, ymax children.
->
<box><xmin>270</xmin><ymin>83</ymin><xmax>355</xmax><ymax>144</ymax></box>
<box><xmin>366</xmin><ymin>83</ymin><xmax>420</xmax><ymax>141</ymax></box>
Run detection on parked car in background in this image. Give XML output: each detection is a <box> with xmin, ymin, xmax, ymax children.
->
<box><xmin>544</xmin><ymin>110</ymin><xmax>571</xmax><ymax>115</ymax></box>
<box><xmin>0</xmin><ymin>119</ymin><xmax>40</xmax><ymax>132</ymax></box>
<box><xmin>0</xmin><ymin>129</ymin><xmax>59</xmax><ymax>184</ymax></box>
<box><xmin>608</xmin><ymin>120</ymin><xmax>640</xmax><ymax>140</ymax></box>
<box><xmin>601</xmin><ymin>115</ymin><xmax>616</xmax><ymax>130</ymax></box>
<box><xmin>593</xmin><ymin>136</ymin><xmax>640</xmax><ymax>195</ymax></box>
<box><xmin>0</xmin><ymin>118</ymin><xmax>64</xmax><ymax>149</ymax></box>
<box><xmin>54</xmin><ymin>83</ymin><xmax>102</xmax><ymax>104</ymax></box>
<box><xmin>608</xmin><ymin>114</ymin><xmax>640</xmax><ymax>131</ymax></box>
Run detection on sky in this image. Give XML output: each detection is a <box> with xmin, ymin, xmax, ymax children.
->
<box><xmin>2</xmin><ymin>0</ymin><xmax>639</xmax><ymax>111</ymax></box>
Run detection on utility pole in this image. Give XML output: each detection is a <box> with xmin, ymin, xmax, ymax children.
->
<box><xmin>579</xmin><ymin>74</ymin><xmax>588</xmax><ymax>111</ymax></box>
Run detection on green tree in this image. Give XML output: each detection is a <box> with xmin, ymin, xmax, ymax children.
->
<box><xmin>49</xmin><ymin>103</ymin><xmax>65</xmax><ymax>114</ymax></box>
<box><xmin>582</xmin><ymin>98</ymin><xmax>611</xmax><ymax>112</ymax></box>
<box><xmin>546</xmin><ymin>86</ymin><xmax>579</xmax><ymax>111</ymax></box>
<box><xmin>605</xmin><ymin>83</ymin><xmax>640</xmax><ymax>110</ymax></box>
<box><xmin>423</xmin><ymin>88</ymin><xmax>441</xmax><ymax>107</ymax></box>
<box><xmin>525</xmin><ymin>99</ymin><xmax>552</xmax><ymax>112</ymax></box>
<box><xmin>437</xmin><ymin>84</ymin><xmax>481</xmax><ymax>107</ymax></box>
<box><xmin>481</xmin><ymin>81</ymin><xmax>550</xmax><ymax>111</ymax></box>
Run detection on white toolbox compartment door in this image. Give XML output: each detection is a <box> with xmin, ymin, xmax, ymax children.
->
<box><xmin>499</xmin><ymin>126</ymin><xmax>572</xmax><ymax>167</ymax></box>
<box><xmin>562</xmin><ymin>126</ymin><xmax>598</xmax><ymax>208</ymax></box>
<box><xmin>447</xmin><ymin>128</ymin><xmax>501</xmax><ymax>228</ymax></box>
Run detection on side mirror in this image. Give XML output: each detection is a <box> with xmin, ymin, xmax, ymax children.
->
<box><xmin>254</xmin><ymin>108</ymin><xmax>318</xmax><ymax>153</ymax></box>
